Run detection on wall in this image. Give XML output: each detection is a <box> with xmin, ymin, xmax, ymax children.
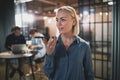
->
<box><xmin>0</xmin><ymin>0</ymin><xmax>15</xmax><ymax>52</ymax></box>
<box><xmin>112</xmin><ymin>0</ymin><xmax>120</xmax><ymax>79</ymax></box>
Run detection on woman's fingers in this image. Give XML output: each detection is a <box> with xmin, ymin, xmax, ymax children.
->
<box><xmin>51</xmin><ymin>37</ymin><xmax>57</xmax><ymax>48</ymax></box>
<box><xmin>48</xmin><ymin>37</ymin><xmax>54</xmax><ymax>47</ymax></box>
<box><xmin>49</xmin><ymin>37</ymin><xmax>57</xmax><ymax>47</ymax></box>
<box><xmin>42</xmin><ymin>36</ymin><xmax>57</xmax><ymax>55</ymax></box>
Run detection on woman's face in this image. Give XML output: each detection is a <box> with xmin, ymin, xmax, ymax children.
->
<box><xmin>30</xmin><ymin>32</ymin><xmax>38</xmax><ymax>38</ymax></box>
<box><xmin>56</xmin><ymin>10</ymin><xmax>76</xmax><ymax>35</ymax></box>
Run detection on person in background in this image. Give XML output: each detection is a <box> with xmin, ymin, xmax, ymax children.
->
<box><xmin>27</xmin><ymin>29</ymin><xmax>46</xmax><ymax>75</ymax></box>
<box><xmin>5</xmin><ymin>26</ymin><xmax>26</xmax><ymax>50</ymax></box>
<box><xmin>43</xmin><ymin>6</ymin><xmax>94</xmax><ymax>80</ymax></box>
<box><xmin>5</xmin><ymin>26</ymin><xmax>26</xmax><ymax>78</ymax></box>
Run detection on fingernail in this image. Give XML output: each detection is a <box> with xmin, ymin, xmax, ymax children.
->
<box><xmin>50</xmin><ymin>38</ymin><xmax>53</xmax><ymax>41</ymax></box>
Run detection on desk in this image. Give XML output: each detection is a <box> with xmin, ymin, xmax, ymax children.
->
<box><xmin>0</xmin><ymin>51</ymin><xmax>35</xmax><ymax>80</ymax></box>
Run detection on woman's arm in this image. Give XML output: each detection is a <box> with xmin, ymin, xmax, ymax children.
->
<box><xmin>43</xmin><ymin>37</ymin><xmax>57</xmax><ymax>79</ymax></box>
<box><xmin>43</xmin><ymin>52</ymin><xmax>55</xmax><ymax>79</ymax></box>
<box><xmin>83</xmin><ymin>44</ymin><xmax>94</xmax><ymax>80</ymax></box>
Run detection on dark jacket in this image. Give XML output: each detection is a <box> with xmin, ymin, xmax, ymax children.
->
<box><xmin>5</xmin><ymin>33</ymin><xmax>26</xmax><ymax>50</ymax></box>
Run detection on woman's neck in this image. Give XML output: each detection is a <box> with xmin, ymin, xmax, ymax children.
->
<box><xmin>61</xmin><ymin>34</ymin><xmax>75</xmax><ymax>49</ymax></box>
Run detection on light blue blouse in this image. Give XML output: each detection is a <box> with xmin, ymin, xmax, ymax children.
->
<box><xmin>31</xmin><ymin>33</ymin><xmax>46</xmax><ymax>59</ymax></box>
<box><xmin>43</xmin><ymin>36</ymin><xmax>94</xmax><ymax>80</ymax></box>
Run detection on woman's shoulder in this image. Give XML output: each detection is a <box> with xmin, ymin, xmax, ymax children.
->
<box><xmin>38</xmin><ymin>33</ymin><xmax>44</xmax><ymax>37</ymax></box>
<box><xmin>76</xmin><ymin>36</ymin><xmax>90</xmax><ymax>47</ymax></box>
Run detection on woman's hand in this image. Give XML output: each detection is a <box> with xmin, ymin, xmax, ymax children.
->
<box><xmin>28</xmin><ymin>45</ymin><xmax>39</xmax><ymax>50</ymax></box>
<box><xmin>42</xmin><ymin>37</ymin><xmax>57</xmax><ymax>55</ymax></box>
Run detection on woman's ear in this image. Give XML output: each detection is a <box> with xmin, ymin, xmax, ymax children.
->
<box><xmin>72</xmin><ymin>18</ymin><xmax>77</xmax><ymax>26</ymax></box>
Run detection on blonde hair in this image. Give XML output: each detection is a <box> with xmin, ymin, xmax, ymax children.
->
<box><xmin>57</xmin><ymin>6</ymin><xmax>79</xmax><ymax>36</ymax></box>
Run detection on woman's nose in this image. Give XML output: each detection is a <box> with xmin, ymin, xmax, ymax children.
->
<box><xmin>57</xmin><ymin>21</ymin><xmax>61</xmax><ymax>26</ymax></box>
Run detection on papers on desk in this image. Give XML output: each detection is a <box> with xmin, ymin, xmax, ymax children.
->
<box><xmin>0</xmin><ymin>51</ymin><xmax>33</xmax><ymax>59</ymax></box>
<box><xmin>23</xmin><ymin>53</ymin><xmax>32</xmax><ymax>56</ymax></box>
<box><xmin>0</xmin><ymin>51</ymin><xmax>12</xmax><ymax>56</ymax></box>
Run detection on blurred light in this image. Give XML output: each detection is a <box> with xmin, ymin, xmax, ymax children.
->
<box><xmin>34</xmin><ymin>11</ymin><xmax>39</xmax><ymax>14</ymax></box>
<box><xmin>15</xmin><ymin>13</ymin><xmax>34</xmax><ymax>27</ymax></box>
<box><xmin>105</xmin><ymin>12</ymin><xmax>108</xmax><ymax>15</ymax></box>
<box><xmin>48</xmin><ymin>19</ymin><xmax>52</xmax><ymax>23</ymax></box>
<box><xmin>83</xmin><ymin>11</ymin><xmax>89</xmax><ymax>15</ymax></box>
<box><xmin>15</xmin><ymin>14</ymin><xmax>22</xmax><ymax>27</ymax></box>
<box><xmin>22</xmin><ymin>13</ymin><xmax>34</xmax><ymax>23</ymax></box>
<box><xmin>79</xmin><ymin>13</ymin><xmax>82</xmax><ymax>17</ymax></box>
<box><xmin>54</xmin><ymin>8</ymin><xmax>58</xmax><ymax>13</ymax></box>
<box><xmin>28</xmin><ymin>10</ymin><xmax>33</xmax><ymax>13</ymax></box>
<box><xmin>43</xmin><ymin>16</ymin><xmax>48</xmax><ymax>20</ymax></box>
<box><xmin>108</xmin><ymin>1</ymin><xmax>113</xmax><ymax>5</ymax></box>
<box><xmin>15</xmin><ymin>0</ymin><xmax>32</xmax><ymax>3</ymax></box>
<box><xmin>99</xmin><ymin>12</ymin><xmax>102</xmax><ymax>15</ymax></box>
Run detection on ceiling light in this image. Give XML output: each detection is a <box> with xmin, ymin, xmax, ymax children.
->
<box><xmin>28</xmin><ymin>10</ymin><xmax>33</xmax><ymax>13</ymax></box>
<box><xmin>108</xmin><ymin>1</ymin><xmax>114</xmax><ymax>5</ymax></box>
<box><xmin>43</xmin><ymin>16</ymin><xmax>48</xmax><ymax>20</ymax></box>
<box><xmin>99</xmin><ymin>12</ymin><xmax>102</xmax><ymax>15</ymax></box>
<box><xmin>34</xmin><ymin>11</ymin><xmax>39</xmax><ymax>14</ymax></box>
<box><xmin>54</xmin><ymin>8</ymin><xmax>58</xmax><ymax>13</ymax></box>
<box><xmin>15</xmin><ymin>0</ymin><xmax>32</xmax><ymax>3</ymax></box>
<box><xmin>105</xmin><ymin>12</ymin><xmax>108</xmax><ymax>15</ymax></box>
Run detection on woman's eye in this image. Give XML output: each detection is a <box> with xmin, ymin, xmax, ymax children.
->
<box><xmin>56</xmin><ymin>18</ymin><xmax>66</xmax><ymax>22</ymax></box>
<box><xmin>56</xmin><ymin>19</ymin><xmax>58</xmax><ymax>22</ymax></box>
<box><xmin>61</xmin><ymin>19</ymin><xmax>66</xmax><ymax>22</ymax></box>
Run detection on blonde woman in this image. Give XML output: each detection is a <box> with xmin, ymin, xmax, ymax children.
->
<box><xmin>43</xmin><ymin>6</ymin><xmax>94</xmax><ymax>80</ymax></box>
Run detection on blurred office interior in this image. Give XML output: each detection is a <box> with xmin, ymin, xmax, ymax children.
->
<box><xmin>0</xmin><ymin>0</ymin><xmax>120</xmax><ymax>80</ymax></box>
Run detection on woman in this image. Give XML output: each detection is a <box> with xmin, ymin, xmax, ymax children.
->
<box><xmin>26</xmin><ymin>29</ymin><xmax>46</xmax><ymax>75</ymax></box>
<box><xmin>43</xmin><ymin>6</ymin><xmax>94</xmax><ymax>80</ymax></box>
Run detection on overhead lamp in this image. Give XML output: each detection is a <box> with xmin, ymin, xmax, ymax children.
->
<box><xmin>108</xmin><ymin>1</ymin><xmax>114</xmax><ymax>5</ymax></box>
<box><xmin>43</xmin><ymin>16</ymin><xmax>48</xmax><ymax>20</ymax></box>
<box><xmin>34</xmin><ymin>11</ymin><xmax>39</xmax><ymax>14</ymax></box>
<box><xmin>99</xmin><ymin>12</ymin><xmax>102</xmax><ymax>15</ymax></box>
<box><xmin>105</xmin><ymin>12</ymin><xmax>108</xmax><ymax>15</ymax></box>
<box><xmin>54</xmin><ymin>8</ymin><xmax>58</xmax><ymax>13</ymax></box>
<box><xmin>14</xmin><ymin>0</ymin><xmax>32</xmax><ymax>3</ymax></box>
